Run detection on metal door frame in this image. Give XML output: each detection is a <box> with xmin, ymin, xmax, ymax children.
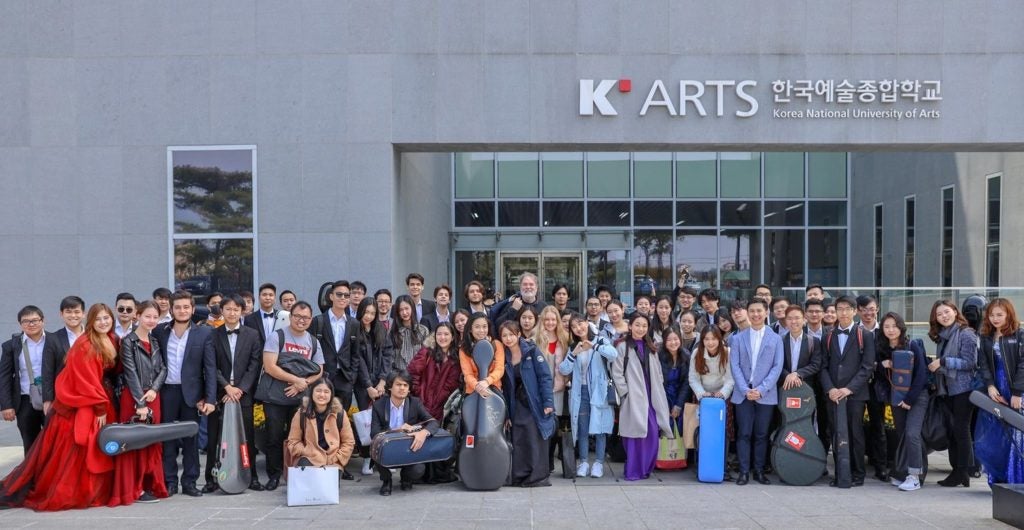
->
<box><xmin>497</xmin><ymin>251</ymin><xmax>584</xmax><ymax>304</ymax></box>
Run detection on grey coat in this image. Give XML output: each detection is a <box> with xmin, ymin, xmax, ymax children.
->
<box><xmin>611</xmin><ymin>339</ymin><xmax>672</xmax><ymax>439</ymax></box>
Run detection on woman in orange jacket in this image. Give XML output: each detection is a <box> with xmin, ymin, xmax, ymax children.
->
<box><xmin>459</xmin><ymin>313</ymin><xmax>505</xmax><ymax>397</ymax></box>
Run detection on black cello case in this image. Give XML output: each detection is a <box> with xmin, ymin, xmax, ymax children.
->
<box><xmin>771</xmin><ymin>384</ymin><xmax>827</xmax><ymax>486</ymax></box>
<box><xmin>458</xmin><ymin>340</ymin><xmax>511</xmax><ymax>490</ymax></box>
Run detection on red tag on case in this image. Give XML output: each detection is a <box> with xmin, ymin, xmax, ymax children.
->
<box><xmin>786</xmin><ymin>397</ymin><xmax>802</xmax><ymax>409</ymax></box>
<box><xmin>465</xmin><ymin>435</ymin><xmax>475</xmax><ymax>448</ymax></box>
<box><xmin>784</xmin><ymin>431</ymin><xmax>806</xmax><ymax>451</ymax></box>
<box><xmin>240</xmin><ymin>444</ymin><xmax>251</xmax><ymax>469</ymax></box>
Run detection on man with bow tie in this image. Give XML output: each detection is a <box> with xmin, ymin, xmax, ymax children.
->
<box><xmin>244</xmin><ymin>283</ymin><xmax>288</xmax><ymax>345</ymax></box>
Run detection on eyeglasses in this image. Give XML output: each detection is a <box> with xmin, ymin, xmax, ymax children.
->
<box><xmin>333</xmin><ymin>292</ymin><xmax>350</xmax><ymax>298</ymax></box>
<box><xmin>290</xmin><ymin>314</ymin><xmax>313</xmax><ymax>322</ymax></box>
<box><xmin>116</xmin><ymin>306</ymin><xmax>135</xmax><ymax>314</ymax></box>
<box><xmin>20</xmin><ymin>318</ymin><xmax>42</xmax><ymax>325</ymax></box>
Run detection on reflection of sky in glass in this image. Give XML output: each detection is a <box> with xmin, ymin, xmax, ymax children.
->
<box><xmin>172</xmin><ymin>150</ymin><xmax>252</xmax><ymax>233</ymax></box>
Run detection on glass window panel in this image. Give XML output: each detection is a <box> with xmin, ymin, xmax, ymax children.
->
<box><xmin>634</xmin><ymin>153</ymin><xmax>672</xmax><ymax>198</ymax></box>
<box><xmin>808</xmin><ymin>201</ymin><xmax>847</xmax><ymax>226</ymax></box>
<box><xmin>675</xmin><ymin>230</ymin><xmax>718</xmax><ymax>291</ymax></box>
<box><xmin>764</xmin><ymin>152</ymin><xmax>804</xmax><ymax>198</ymax></box>
<box><xmin>987</xmin><ymin>246</ymin><xmax>1000</xmax><ymax>287</ymax></box>
<box><xmin>497</xmin><ymin>153</ymin><xmax>538</xmax><ymax>198</ymax></box>
<box><xmin>501</xmin><ymin>255</ymin><xmax>540</xmax><ymax>299</ymax></box>
<box><xmin>542</xmin><ymin>153</ymin><xmax>583</xmax><ymax>198</ymax></box>
<box><xmin>454</xmin><ymin>251</ymin><xmax>495</xmax><ymax>309</ymax></box>
<box><xmin>542</xmin><ymin>201</ymin><xmax>584</xmax><ymax>227</ymax></box>
<box><xmin>763</xmin><ymin>201</ymin><xmax>804</xmax><ymax>226</ymax></box>
<box><xmin>633</xmin><ymin>230</ymin><xmax>673</xmax><ymax>297</ymax></box>
<box><xmin>634</xmin><ymin>201</ymin><xmax>673</xmax><ymax>226</ymax></box>
<box><xmin>808</xmin><ymin>152</ymin><xmax>847</xmax><ymax>198</ymax></box>
<box><xmin>676</xmin><ymin>201</ymin><xmax>717</xmax><ymax>227</ymax></box>
<box><xmin>454</xmin><ymin>153</ymin><xmax>494</xmax><ymax>198</ymax></box>
<box><xmin>542</xmin><ymin>254</ymin><xmax>583</xmax><ymax>313</ymax></box>
<box><xmin>587</xmin><ymin>152</ymin><xmax>630</xmax><ymax>198</ymax></box>
<box><xmin>988</xmin><ymin>176</ymin><xmax>1000</xmax><ymax>244</ymax></box>
<box><xmin>587</xmin><ymin>250</ymin><xmax>630</xmax><ymax>300</ymax></box>
<box><xmin>808</xmin><ymin>229</ymin><xmax>847</xmax><ymax>287</ymax></box>
<box><xmin>174</xmin><ymin>239</ymin><xmax>254</xmax><ymax>299</ymax></box>
<box><xmin>676</xmin><ymin>152</ymin><xmax>716</xmax><ymax>198</ymax></box>
<box><xmin>720</xmin><ymin>152</ymin><xmax>760</xmax><ymax>198</ymax></box>
<box><xmin>454</xmin><ymin>201</ymin><xmax>495</xmax><ymax>227</ymax></box>
<box><xmin>587</xmin><ymin>201</ymin><xmax>631</xmax><ymax>226</ymax></box>
<box><xmin>718</xmin><ymin>229</ymin><xmax>760</xmax><ymax>296</ymax></box>
<box><xmin>172</xmin><ymin>149</ymin><xmax>254</xmax><ymax>233</ymax></box>
<box><xmin>764</xmin><ymin>229</ymin><xmax>805</xmax><ymax>288</ymax></box>
<box><xmin>721</xmin><ymin>201</ymin><xmax>761</xmax><ymax>226</ymax></box>
<box><xmin>498</xmin><ymin>202</ymin><xmax>538</xmax><ymax>227</ymax></box>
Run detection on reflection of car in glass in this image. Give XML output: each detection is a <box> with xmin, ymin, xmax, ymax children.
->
<box><xmin>634</xmin><ymin>275</ymin><xmax>657</xmax><ymax>296</ymax></box>
<box><xmin>177</xmin><ymin>276</ymin><xmax>211</xmax><ymax>296</ymax></box>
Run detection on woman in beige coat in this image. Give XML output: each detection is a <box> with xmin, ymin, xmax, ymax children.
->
<box><xmin>286</xmin><ymin>378</ymin><xmax>356</xmax><ymax>468</ymax></box>
<box><xmin>611</xmin><ymin>313</ymin><xmax>672</xmax><ymax>481</ymax></box>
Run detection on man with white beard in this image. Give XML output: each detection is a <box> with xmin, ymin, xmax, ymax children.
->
<box><xmin>491</xmin><ymin>272</ymin><xmax>548</xmax><ymax>327</ymax></box>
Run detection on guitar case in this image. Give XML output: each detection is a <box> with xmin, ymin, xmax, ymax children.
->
<box><xmin>970</xmin><ymin>390</ymin><xmax>1024</xmax><ymax>432</ymax></box>
<box><xmin>833</xmin><ymin>398</ymin><xmax>852</xmax><ymax>488</ymax></box>
<box><xmin>98</xmin><ymin>421</ymin><xmax>199</xmax><ymax>456</ymax></box>
<box><xmin>771</xmin><ymin>384</ymin><xmax>827</xmax><ymax>486</ymax></box>
<box><xmin>458</xmin><ymin>340</ymin><xmax>511</xmax><ymax>490</ymax></box>
<box><xmin>214</xmin><ymin>401</ymin><xmax>252</xmax><ymax>494</ymax></box>
<box><xmin>696</xmin><ymin>397</ymin><xmax>726</xmax><ymax>483</ymax></box>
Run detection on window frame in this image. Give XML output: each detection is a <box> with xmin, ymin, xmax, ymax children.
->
<box><xmin>940</xmin><ymin>185</ymin><xmax>954</xmax><ymax>288</ymax></box>
<box><xmin>986</xmin><ymin>173</ymin><xmax>1002</xmax><ymax>287</ymax></box>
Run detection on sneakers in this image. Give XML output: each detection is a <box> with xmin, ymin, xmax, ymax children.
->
<box><xmin>891</xmin><ymin>477</ymin><xmax>903</xmax><ymax>487</ymax></box>
<box><xmin>361</xmin><ymin>459</ymin><xmax>373</xmax><ymax>476</ymax></box>
<box><xmin>899</xmin><ymin>475</ymin><xmax>921</xmax><ymax>491</ymax></box>
<box><xmin>577</xmin><ymin>462</ymin><xmax>590</xmax><ymax>477</ymax></box>
<box><xmin>137</xmin><ymin>492</ymin><xmax>160</xmax><ymax>504</ymax></box>
<box><xmin>590</xmin><ymin>461</ymin><xmax>604</xmax><ymax>478</ymax></box>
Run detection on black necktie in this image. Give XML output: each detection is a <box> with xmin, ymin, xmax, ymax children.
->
<box><xmin>836</xmin><ymin>328</ymin><xmax>850</xmax><ymax>335</ymax></box>
<box><xmin>226</xmin><ymin>328</ymin><xmax>239</xmax><ymax>336</ymax></box>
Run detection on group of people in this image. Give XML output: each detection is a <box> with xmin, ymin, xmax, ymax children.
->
<box><xmin>0</xmin><ymin>272</ymin><xmax>1022</xmax><ymax>511</ymax></box>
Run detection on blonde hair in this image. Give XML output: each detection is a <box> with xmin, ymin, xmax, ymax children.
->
<box><xmin>533</xmin><ymin>305</ymin><xmax>569</xmax><ymax>351</ymax></box>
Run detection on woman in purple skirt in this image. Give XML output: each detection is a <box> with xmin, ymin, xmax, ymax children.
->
<box><xmin>611</xmin><ymin>313</ymin><xmax>673</xmax><ymax>480</ymax></box>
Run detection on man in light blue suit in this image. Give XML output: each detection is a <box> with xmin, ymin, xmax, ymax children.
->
<box><xmin>729</xmin><ymin>298</ymin><xmax>784</xmax><ymax>486</ymax></box>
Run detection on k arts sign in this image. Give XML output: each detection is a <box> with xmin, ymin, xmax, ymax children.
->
<box><xmin>579</xmin><ymin>78</ymin><xmax>942</xmax><ymax>120</ymax></box>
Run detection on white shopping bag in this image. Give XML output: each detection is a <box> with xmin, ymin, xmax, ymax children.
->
<box><xmin>286</xmin><ymin>466</ymin><xmax>340</xmax><ymax>506</ymax></box>
<box><xmin>353</xmin><ymin>408</ymin><xmax>373</xmax><ymax>446</ymax></box>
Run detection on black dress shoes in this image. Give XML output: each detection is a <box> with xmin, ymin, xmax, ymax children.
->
<box><xmin>379</xmin><ymin>479</ymin><xmax>392</xmax><ymax>496</ymax></box>
<box><xmin>753</xmin><ymin>472</ymin><xmax>771</xmax><ymax>485</ymax></box>
<box><xmin>736</xmin><ymin>473</ymin><xmax>749</xmax><ymax>485</ymax></box>
<box><xmin>182</xmin><ymin>485</ymin><xmax>203</xmax><ymax>497</ymax></box>
<box><xmin>852</xmin><ymin>477</ymin><xmax>865</xmax><ymax>487</ymax></box>
<box><xmin>341</xmin><ymin>470</ymin><xmax>355</xmax><ymax>481</ymax></box>
<box><xmin>400</xmin><ymin>480</ymin><xmax>413</xmax><ymax>491</ymax></box>
<box><xmin>201</xmin><ymin>482</ymin><xmax>219</xmax><ymax>494</ymax></box>
<box><xmin>248</xmin><ymin>480</ymin><xmax>264</xmax><ymax>491</ymax></box>
<box><xmin>265</xmin><ymin>478</ymin><xmax>280</xmax><ymax>491</ymax></box>
<box><xmin>166</xmin><ymin>484</ymin><xmax>178</xmax><ymax>496</ymax></box>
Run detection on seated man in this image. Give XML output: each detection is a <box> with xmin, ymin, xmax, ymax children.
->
<box><xmin>370</xmin><ymin>370</ymin><xmax>439</xmax><ymax>496</ymax></box>
<box><xmin>286</xmin><ymin>377</ymin><xmax>355</xmax><ymax>469</ymax></box>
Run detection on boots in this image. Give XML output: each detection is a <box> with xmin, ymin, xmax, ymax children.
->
<box><xmin>937</xmin><ymin>468</ymin><xmax>970</xmax><ymax>487</ymax></box>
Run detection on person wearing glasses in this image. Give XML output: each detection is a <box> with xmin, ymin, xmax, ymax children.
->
<box><xmin>260</xmin><ymin>301</ymin><xmax>325</xmax><ymax>491</ymax></box>
<box><xmin>374</xmin><ymin>289</ymin><xmax>395</xmax><ymax>331</ymax></box>
<box><xmin>113</xmin><ymin>293</ymin><xmax>137</xmax><ymax>339</ymax></box>
<box><xmin>0</xmin><ymin>306</ymin><xmax>48</xmax><ymax>454</ymax></box>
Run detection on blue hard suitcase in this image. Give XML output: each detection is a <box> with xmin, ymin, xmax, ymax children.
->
<box><xmin>370</xmin><ymin>429</ymin><xmax>456</xmax><ymax>468</ymax></box>
<box><xmin>697</xmin><ymin>397</ymin><xmax>726</xmax><ymax>483</ymax></box>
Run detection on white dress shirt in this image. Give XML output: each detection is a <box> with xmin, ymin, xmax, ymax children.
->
<box><xmin>19</xmin><ymin>334</ymin><xmax>45</xmax><ymax>395</ymax></box>
<box><xmin>328</xmin><ymin>309</ymin><xmax>348</xmax><ymax>353</ymax></box>
<box><xmin>389</xmin><ymin>399</ymin><xmax>406</xmax><ymax>430</ymax></box>
<box><xmin>225</xmin><ymin>323</ymin><xmax>239</xmax><ymax>383</ymax></box>
<box><xmin>749</xmin><ymin>326</ymin><xmax>766</xmax><ymax>386</ymax></box>
<box><xmin>789</xmin><ymin>333</ymin><xmax>803</xmax><ymax>373</ymax></box>
<box><xmin>165</xmin><ymin>326</ymin><xmax>190</xmax><ymax>384</ymax></box>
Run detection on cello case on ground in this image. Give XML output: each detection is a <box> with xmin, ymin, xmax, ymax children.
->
<box><xmin>697</xmin><ymin>397</ymin><xmax>726</xmax><ymax>483</ymax></box>
<box><xmin>771</xmin><ymin>384</ymin><xmax>827</xmax><ymax>486</ymax></box>
<box><xmin>214</xmin><ymin>401</ymin><xmax>252</xmax><ymax>494</ymax></box>
<box><xmin>458</xmin><ymin>340</ymin><xmax>511</xmax><ymax>490</ymax></box>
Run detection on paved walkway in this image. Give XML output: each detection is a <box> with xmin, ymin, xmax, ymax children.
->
<box><xmin>0</xmin><ymin>423</ymin><xmax>1008</xmax><ymax>529</ymax></box>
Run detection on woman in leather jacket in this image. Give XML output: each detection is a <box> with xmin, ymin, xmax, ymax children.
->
<box><xmin>114</xmin><ymin>300</ymin><xmax>168</xmax><ymax>504</ymax></box>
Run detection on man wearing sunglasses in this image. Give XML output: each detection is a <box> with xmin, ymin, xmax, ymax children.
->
<box><xmin>114</xmin><ymin>292</ymin><xmax>138</xmax><ymax>339</ymax></box>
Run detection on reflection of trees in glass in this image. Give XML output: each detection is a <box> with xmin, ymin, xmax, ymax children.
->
<box><xmin>634</xmin><ymin>231</ymin><xmax>672</xmax><ymax>294</ymax></box>
<box><xmin>173</xmin><ymin>164</ymin><xmax>253</xmax><ymax>233</ymax></box>
<box><xmin>174</xmin><ymin>239</ymin><xmax>253</xmax><ymax>296</ymax></box>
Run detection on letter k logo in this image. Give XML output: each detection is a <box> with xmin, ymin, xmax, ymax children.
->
<box><xmin>579</xmin><ymin>79</ymin><xmax>618</xmax><ymax>116</ymax></box>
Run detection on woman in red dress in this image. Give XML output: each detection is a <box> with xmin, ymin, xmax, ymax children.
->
<box><xmin>0</xmin><ymin>303</ymin><xmax>119</xmax><ymax>510</ymax></box>
<box><xmin>110</xmin><ymin>300</ymin><xmax>168</xmax><ymax>505</ymax></box>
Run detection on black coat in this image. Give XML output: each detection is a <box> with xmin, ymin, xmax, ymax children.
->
<box><xmin>154</xmin><ymin>323</ymin><xmax>217</xmax><ymax>407</ymax></box>
<box><xmin>212</xmin><ymin>325</ymin><xmax>264</xmax><ymax>404</ymax></box>
<box><xmin>356</xmin><ymin>331</ymin><xmax>394</xmax><ymax>389</ymax></box>
<box><xmin>979</xmin><ymin>330</ymin><xmax>1024</xmax><ymax>398</ymax></box>
<box><xmin>41</xmin><ymin>327</ymin><xmax>74</xmax><ymax>402</ymax></box>
<box><xmin>780</xmin><ymin>333</ymin><xmax>823</xmax><ymax>383</ymax></box>
<box><xmin>819</xmin><ymin>326</ymin><xmax>876</xmax><ymax>401</ymax></box>
<box><xmin>120</xmin><ymin>331</ymin><xmax>167</xmax><ymax>408</ymax></box>
<box><xmin>311</xmin><ymin>311</ymin><xmax>360</xmax><ymax>386</ymax></box>
<box><xmin>419</xmin><ymin>312</ymin><xmax>452</xmax><ymax>333</ymax></box>
<box><xmin>0</xmin><ymin>334</ymin><xmax>26</xmax><ymax>410</ymax></box>
<box><xmin>369</xmin><ymin>395</ymin><xmax>439</xmax><ymax>438</ymax></box>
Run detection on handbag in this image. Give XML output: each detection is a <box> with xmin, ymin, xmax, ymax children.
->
<box><xmin>921</xmin><ymin>394</ymin><xmax>949</xmax><ymax>452</ymax></box>
<box><xmin>601</xmin><ymin>337</ymin><xmax>625</xmax><ymax>407</ymax></box>
<box><xmin>255</xmin><ymin>331</ymin><xmax>321</xmax><ymax>406</ymax></box>
<box><xmin>656</xmin><ymin>424</ymin><xmax>687</xmax><ymax>470</ymax></box>
<box><xmin>353</xmin><ymin>407</ymin><xmax>373</xmax><ymax>446</ymax></box>
<box><xmin>21</xmin><ymin>338</ymin><xmax>43</xmax><ymax>411</ymax></box>
<box><xmin>682</xmin><ymin>402</ymin><xmax>699</xmax><ymax>450</ymax></box>
<box><xmin>286</xmin><ymin>465</ymin><xmax>339</xmax><ymax>506</ymax></box>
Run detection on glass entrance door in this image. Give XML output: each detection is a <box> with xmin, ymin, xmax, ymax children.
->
<box><xmin>499</xmin><ymin>252</ymin><xmax>583</xmax><ymax>313</ymax></box>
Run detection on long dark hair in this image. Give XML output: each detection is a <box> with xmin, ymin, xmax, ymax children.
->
<box><xmin>299</xmin><ymin>377</ymin><xmax>335</xmax><ymax>441</ymax></box>
<box><xmin>390</xmin><ymin>294</ymin><xmax>424</xmax><ymax>351</ymax></box>
<box><xmin>658</xmin><ymin>326</ymin><xmax>686</xmax><ymax>368</ymax></box>
<box><xmin>927</xmin><ymin>299</ymin><xmax>970</xmax><ymax>343</ymax></box>
<box><xmin>430</xmin><ymin>322</ymin><xmax>459</xmax><ymax>363</ymax></box>
<box><xmin>693</xmin><ymin>326</ymin><xmax>728</xmax><ymax>375</ymax></box>
<box><xmin>618</xmin><ymin>312</ymin><xmax>656</xmax><ymax>357</ymax></box>
<box><xmin>651</xmin><ymin>295</ymin><xmax>675</xmax><ymax>336</ymax></box>
<box><xmin>878</xmin><ymin>311</ymin><xmax>909</xmax><ymax>356</ymax></box>
<box><xmin>460</xmin><ymin>312</ymin><xmax>493</xmax><ymax>354</ymax></box>
<box><xmin>355</xmin><ymin>298</ymin><xmax>386</xmax><ymax>351</ymax></box>
<box><xmin>568</xmin><ymin>314</ymin><xmax>596</xmax><ymax>349</ymax></box>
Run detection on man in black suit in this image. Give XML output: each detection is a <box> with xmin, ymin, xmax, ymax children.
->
<box><xmin>155</xmin><ymin>290</ymin><xmax>217</xmax><ymax>497</ymax></box>
<box><xmin>202</xmin><ymin>294</ymin><xmax>264</xmax><ymax>493</ymax></box>
<box><xmin>419</xmin><ymin>284</ymin><xmax>453</xmax><ymax>332</ymax></box>
<box><xmin>41</xmin><ymin>295</ymin><xmax>85</xmax><ymax>415</ymax></box>
<box><xmin>370</xmin><ymin>369</ymin><xmax>439</xmax><ymax>496</ymax></box>
<box><xmin>312</xmin><ymin>282</ymin><xmax>360</xmax><ymax>406</ymax></box>
<box><xmin>779</xmin><ymin>305</ymin><xmax>829</xmax><ymax>454</ymax></box>
<box><xmin>0</xmin><ymin>306</ymin><xmax>48</xmax><ymax>453</ymax></box>
<box><xmin>406</xmin><ymin>273</ymin><xmax>435</xmax><ymax>323</ymax></box>
<box><xmin>696</xmin><ymin>288</ymin><xmax>721</xmax><ymax>332</ymax></box>
<box><xmin>244</xmin><ymin>282</ymin><xmax>286</xmax><ymax>346</ymax></box>
<box><xmin>819</xmin><ymin>295</ymin><xmax>875</xmax><ymax>487</ymax></box>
